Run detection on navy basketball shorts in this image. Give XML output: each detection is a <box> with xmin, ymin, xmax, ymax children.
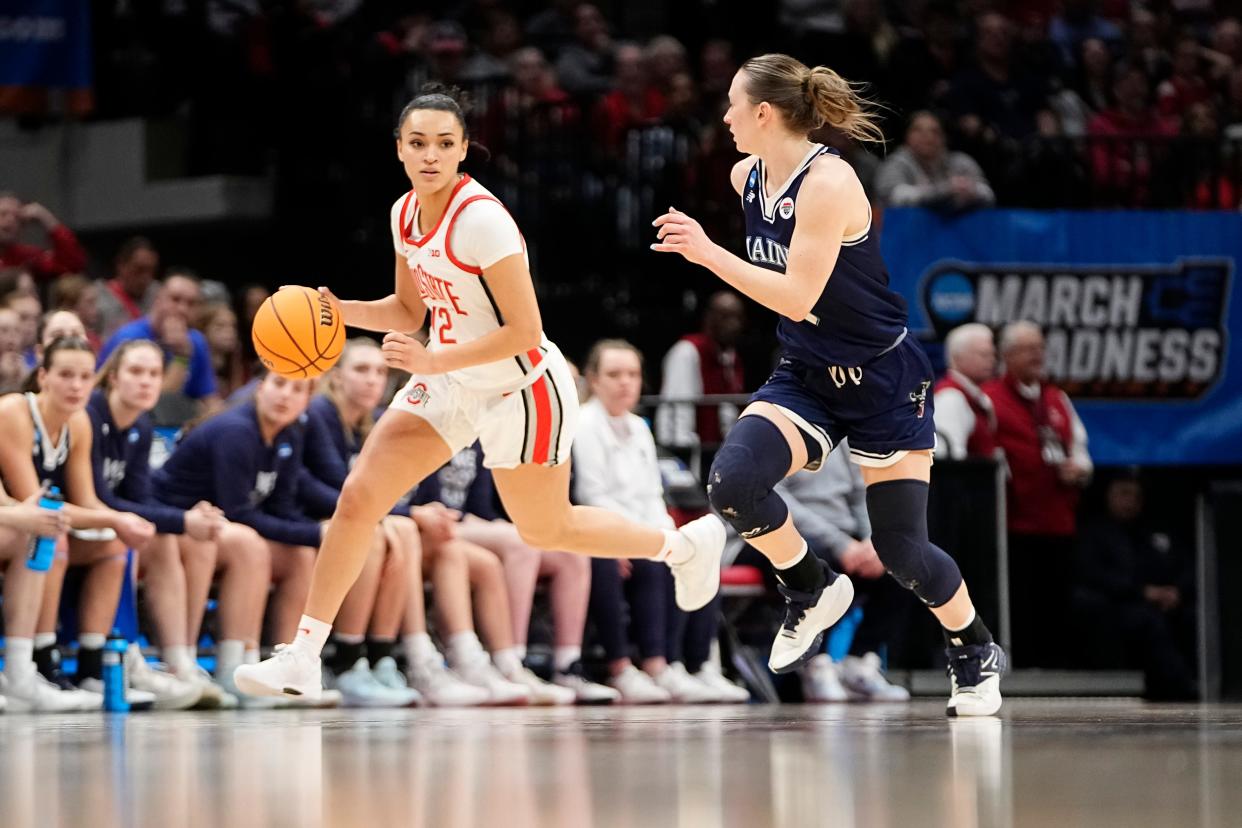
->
<box><xmin>749</xmin><ymin>336</ymin><xmax>937</xmax><ymax>469</ymax></box>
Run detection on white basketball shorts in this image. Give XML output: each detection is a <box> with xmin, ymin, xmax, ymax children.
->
<box><xmin>387</xmin><ymin>342</ymin><xmax>578</xmax><ymax>470</ymax></box>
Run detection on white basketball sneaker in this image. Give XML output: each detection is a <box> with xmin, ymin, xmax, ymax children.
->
<box><xmin>840</xmin><ymin>652</ymin><xmax>910</xmax><ymax>702</ymax></box>
<box><xmin>768</xmin><ymin>567</ymin><xmax>855</xmax><ymax>674</ymax></box>
<box><xmin>668</xmin><ymin>514</ymin><xmax>726</xmax><ymax>611</ymax></box>
<box><xmin>233</xmin><ymin>643</ymin><xmax>323</xmax><ymax>700</ymax></box>
<box><xmin>801</xmin><ymin>654</ymin><xmax>848</xmax><ymax>702</ymax></box>
<box><xmin>945</xmin><ymin>642</ymin><xmax>1006</xmax><ymax>717</ymax></box>
<box><xmin>693</xmin><ymin>662</ymin><xmax>751</xmax><ymax>703</ymax></box>
<box><xmin>408</xmin><ymin>656</ymin><xmax>489</xmax><ymax>707</ymax></box>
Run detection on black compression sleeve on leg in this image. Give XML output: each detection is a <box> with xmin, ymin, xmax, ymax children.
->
<box><xmin>865</xmin><ymin>479</ymin><xmax>964</xmax><ymax>608</ymax></box>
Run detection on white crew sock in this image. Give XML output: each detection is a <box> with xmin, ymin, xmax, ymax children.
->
<box><xmin>446</xmin><ymin>631</ymin><xmax>485</xmax><ymax>667</ymax></box>
<box><xmin>216</xmin><ymin>639</ymin><xmax>245</xmax><ymax>679</ymax></box>
<box><xmin>79</xmin><ymin>632</ymin><xmax>106</xmax><ymax>651</ymax></box>
<box><xmin>244</xmin><ymin>649</ymin><xmax>259</xmax><ymax>665</ymax></box>
<box><xmin>554</xmin><ymin>646</ymin><xmax>582</xmax><ymax>674</ymax></box>
<box><xmin>33</xmin><ymin>632</ymin><xmax>57</xmax><ymax>650</ymax></box>
<box><xmin>653</xmin><ymin>529</ymin><xmax>692</xmax><ymax>565</ymax></box>
<box><xmin>493</xmin><ymin>647</ymin><xmax>524</xmax><ymax>677</ymax></box>
<box><xmin>4</xmin><ymin>637</ymin><xmax>34</xmax><ymax>679</ymax></box>
<box><xmin>403</xmin><ymin>633</ymin><xmax>440</xmax><ymax>666</ymax></box>
<box><xmin>165</xmin><ymin>645</ymin><xmax>196</xmax><ymax>675</ymax></box>
<box><xmin>292</xmin><ymin>614</ymin><xmax>332</xmax><ymax>657</ymax></box>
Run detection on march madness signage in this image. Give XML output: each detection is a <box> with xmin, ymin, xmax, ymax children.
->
<box><xmin>881</xmin><ymin>209</ymin><xmax>1242</xmax><ymax>465</ymax></box>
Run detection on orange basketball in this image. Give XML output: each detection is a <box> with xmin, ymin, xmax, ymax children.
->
<box><xmin>250</xmin><ymin>286</ymin><xmax>344</xmax><ymax>379</ymax></box>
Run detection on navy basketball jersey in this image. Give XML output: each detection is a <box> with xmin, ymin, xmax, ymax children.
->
<box><xmin>741</xmin><ymin>144</ymin><xmax>908</xmax><ymax>367</ymax></box>
<box><xmin>26</xmin><ymin>392</ymin><xmax>69</xmax><ymax>492</ymax></box>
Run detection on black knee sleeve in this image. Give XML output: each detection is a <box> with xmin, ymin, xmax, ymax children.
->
<box><xmin>865</xmin><ymin>479</ymin><xmax>963</xmax><ymax>607</ymax></box>
<box><xmin>706</xmin><ymin>416</ymin><xmax>792</xmax><ymax>540</ymax></box>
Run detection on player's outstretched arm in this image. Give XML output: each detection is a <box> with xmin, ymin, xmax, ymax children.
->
<box><xmin>651</xmin><ymin>168</ymin><xmax>853</xmax><ymax>322</ymax></box>
<box><xmin>380</xmin><ymin>251</ymin><xmax>541</xmax><ymax>375</ymax></box>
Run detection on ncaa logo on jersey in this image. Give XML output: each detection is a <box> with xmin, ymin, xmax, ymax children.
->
<box><xmin>406</xmin><ymin>382</ymin><xmax>431</xmax><ymax>407</ymax></box>
<box><xmin>778</xmin><ymin>197</ymin><xmax>795</xmax><ymax>219</ymax></box>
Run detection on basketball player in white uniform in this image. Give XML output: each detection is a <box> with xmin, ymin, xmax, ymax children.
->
<box><xmin>236</xmin><ymin>86</ymin><xmax>726</xmax><ymax>700</ymax></box>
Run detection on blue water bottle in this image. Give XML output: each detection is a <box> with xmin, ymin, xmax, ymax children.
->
<box><xmin>25</xmin><ymin>486</ymin><xmax>64</xmax><ymax>572</ymax></box>
<box><xmin>102</xmin><ymin>630</ymin><xmax>130</xmax><ymax>713</ymax></box>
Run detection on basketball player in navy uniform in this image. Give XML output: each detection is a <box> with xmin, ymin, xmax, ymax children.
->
<box><xmin>653</xmin><ymin>53</ymin><xmax>1005</xmax><ymax>715</ymax></box>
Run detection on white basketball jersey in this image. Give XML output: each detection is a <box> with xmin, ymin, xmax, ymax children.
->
<box><xmin>390</xmin><ymin>175</ymin><xmax>552</xmax><ymax>394</ymax></box>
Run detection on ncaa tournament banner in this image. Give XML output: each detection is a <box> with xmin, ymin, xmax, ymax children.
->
<box><xmin>0</xmin><ymin>0</ymin><xmax>92</xmax><ymax>115</ymax></box>
<box><xmin>880</xmin><ymin>208</ymin><xmax>1241</xmax><ymax>465</ymax></box>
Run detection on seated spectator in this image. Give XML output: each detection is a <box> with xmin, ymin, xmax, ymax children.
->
<box><xmin>984</xmin><ymin>321</ymin><xmax>1092</xmax><ymax>668</ymax></box>
<box><xmin>0</xmin><ymin>192</ymin><xmax>87</xmax><ymax>283</ymax></box>
<box><xmin>99</xmin><ymin>268</ymin><xmax>220</xmax><ymax>426</ymax></box>
<box><xmin>884</xmin><ymin>2</ymin><xmax>963</xmax><ymax>120</ymax></box>
<box><xmin>481</xmin><ymin>47</ymin><xmax>579</xmax><ymax>167</ymax></box>
<box><xmin>49</xmin><ymin>274</ymin><xmax>102</xmax><ymax>351</ymax></box>
<box><xmin>96</xmin><ymin>237</ymin><xmax>160</xmax><ymax>341</ymax></box>
<box><xmin>949</xmin><ymin>12</ymin><xmax>1048</xmax><ymax>146</ymax></box>
<box><xmin>90</xmin><ymin>340</ymin><xmax>249</xmax><ymax>708</ymax></box>
<box><xmin>0</xmin><ymin>337</ymin><xmax>157</xmax><ymax>711</ymax></box>
<box><xmin>6</xmin><ymin>290</ymin><xmax>42</xmax><ymax>370</ymax></box>
<box><xmin>0</xmin><ymin>305</ymin><xmax>24</xmax><ymax>393</ymax></box>
<box><xmin>1156</xmin><ymin>35</ymin><xmax>1212</xmax><ymax>123</ymax></box>
<box><xmin>1087</xmin><ymin>64</ymin><xmax>1177</xmax><ymax>205</ymax></box>
<box><xmin>0</xmin><ymin>265</ymin><xmax>37</xmax><ymax>303</ymax></box>
<box><xmin>577</xmin><ymin>339</ymin><xmax>746</xmax><ymax>703</ymax></box>
<box><xmin>460</xmin><ymin>10</ymin><xmax>522</xmax><ymax>84</ymax></box>
<box><xmin>1074</xmin><ymin>473</ymin><xmax>1196</xmax><ymax>699</ymax></box>
<box><xmin>875</xmin><ymin>111</ymin><xmax>995</xmax><ymax>210</ymax></box>
<box><xmin>1048</xmin><ymin>0</ymin><xmax>1122</xmax><ymax>69</ymax></box>
<box><xmin>556</xmin><ymin>3</ymin><xmax>614</xmax><ymax>97</ymax></box>
<box><xmin>775</xmin><ymin>439</ymin><xmax>913</xmax><ymax>703</ymax></box>
<box><xmin>933</xmin><ymin>323</ymin><xmax>1000</xmax><ymax>460</ymax></box>
<box><xmin>655</xmin><ymin>291</ymin><xmax>747</xmax><ymax>469</ymax></box>
<box><xmin>525</xmin><ymin>0</ymin><xmax>578</xmax><ymax>57</ymax></box>
<box><xmin>150</xmin><ymin>371</ymin><xmax>325</xmax><ymax>704</ymax></box>
<box><xmin>1049</xmin><ymin>37</ymin><xmax>1114</xmax><ymax>136</ymax></box>
<box><xmin>1165</xmin><ymin>100</ymin><xmax>1236</xmax><ymax>209</ymax></box>
<box><xmin>594</xmin><ymin>42</ymin><xmax>665</xmax><ymax>153</ymax></box>
<box><xmin>197</xmin><ymin>301</ymin><xmax>249</xmax><ymax>399</ymax></box>
<box><xmin>643</xmin><ymin>35</ymin><xmax>689</xmax><ymax>97</ymax></box>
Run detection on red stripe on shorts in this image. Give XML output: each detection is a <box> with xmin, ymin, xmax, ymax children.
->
<box><xmin>526</xmin><ymin>347</ymin><xmax>543</xmax><ymax>368</ymax></box>
<box><xmin>530</xmin><ymin>375</ymin><xmax>553</xmax><ymax>464</ymax></box>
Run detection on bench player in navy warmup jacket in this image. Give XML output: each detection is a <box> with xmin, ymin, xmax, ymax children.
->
<box><xmin>152</xmin><ymin>369</ymin><xmax>323</xmax><ymax>694</ymax></box>
<box><xmin>652</xmin><ymin>53</ymin><xmax>1005</xmax><ymax>716</ymax></box>
<box><xmin>90</xmin><ymin>339</ymin><xmax>264</xmax><ymax>707</ymax></box>
<box><xmin>0</xmin><ymin>336</ymin><xmax>155</xmax><ymax>711</ymax></box>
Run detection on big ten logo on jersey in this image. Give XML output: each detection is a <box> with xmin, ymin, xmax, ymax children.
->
<box><xmin>411</xmin><ymin>263</ymin><xmax>468</xmax><ymax>345</ymax></box>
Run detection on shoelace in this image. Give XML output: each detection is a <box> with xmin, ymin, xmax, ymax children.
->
<box><xmin>776</xmin><ymin>583</ymin><xmax>819</xmax><ymax>634</ymax></box>
<box><xmin>946</xmin><ymin>645</ymin><xmax>985</xmax><ymax>690</ymax></box>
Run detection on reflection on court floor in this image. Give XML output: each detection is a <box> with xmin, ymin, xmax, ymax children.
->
<box><xmin>1</xmin><ymin>701</ymin><xmax>1240</xmax><ymax>828</ymax></box>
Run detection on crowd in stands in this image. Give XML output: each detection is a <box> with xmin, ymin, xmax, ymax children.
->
<box><xmin>81</xmin><ymin>0</ymin><xmax>1242</xmax><ymax>224</ymax></box>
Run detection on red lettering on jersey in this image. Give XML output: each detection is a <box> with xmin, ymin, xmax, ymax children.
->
<box><xmin>411</xmin><ymin>264</ymin><xmax>469</xmax><ymax>318</ymax></box>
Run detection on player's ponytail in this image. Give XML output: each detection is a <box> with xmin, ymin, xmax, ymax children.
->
<box><xmin>741</xmin><ymin>53</ymin><xmax>884</xmax><ymax>144</ymax></box>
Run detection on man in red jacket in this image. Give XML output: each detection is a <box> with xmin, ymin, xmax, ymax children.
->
<box><xmin>984</xmin><ymin>321</ymin><xmax>1092</xmax><ymax>667</ymax></box>
<box><xmin>655</xmin><ymin>291</ymin><xmax>747</xmax><ymax>466</ymax></box>
<box><xmin>934</xmin><ymin>323</ymin><xmax>1000</xmax><ymax>460</ymax></box>
<box><xmin>0</xmin><ymin>193</ymin><xmax>87</xmax><ymax>282</ymax></box>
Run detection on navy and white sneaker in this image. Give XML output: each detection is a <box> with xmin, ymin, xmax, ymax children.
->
<box><xmin>945</xmin><ymin>642</ymin><xmax>1006</xmax><ymax>717</ymax></box>
<box><xmin>768</xmin><ymin>564</ymin><xmax>854</xmax><ymax>674</ymax></box>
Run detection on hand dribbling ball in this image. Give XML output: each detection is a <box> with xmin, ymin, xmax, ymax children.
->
<box><xmin>251</xmin><ymin>286</ymin><xmax>344</xmax><ymax>378</ymax></box>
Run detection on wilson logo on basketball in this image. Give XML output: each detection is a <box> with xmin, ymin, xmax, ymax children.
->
<box><xmin>406</xmin><ymin>382</ymin><xmax>430</xmax><ymax>407</ymax></box>
<box><xmin>317</xmin><ymin>295</ymin><xmax>334</xmax><ymax>327</ymax></box>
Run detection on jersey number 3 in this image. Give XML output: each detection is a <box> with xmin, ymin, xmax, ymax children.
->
<box><xmin>435</xmin><ymin>307</ymin><xmax>457</xmax><ymax>344</ymax></box>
